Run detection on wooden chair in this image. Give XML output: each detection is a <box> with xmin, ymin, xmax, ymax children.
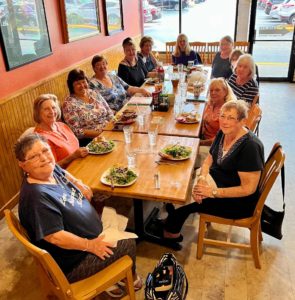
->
<box><xmin>245</xmin><ymin>103</ymin><xmax>262</xmax><ymax>134</ymax></box>
<box><xmin>165</xmin><ymin>41</ymin><xmax>176</xmax><ymax>64</ymax></box>
<box><xmin>206</xmin><ymin>42</ymin><xmax>219</xmax><ymax>65</ymax></box>
<box><xmin>190</xmin><ymin>41</ymin><xmax>207</xmax><ymax>64</ymax></box>
<box><xmin>4</xmin><ymin>209</ymin><xmax>136</xmax><ymax>300</ymax></box>
<box><xmin>234</xmin><ymin>41</ymin><xmax>250</xmax><ymax>53</ymax></box>
<box><xmin>196</xmin><ymin>143</ymin><xmax>285</xmax><ymax>269</ymax></box>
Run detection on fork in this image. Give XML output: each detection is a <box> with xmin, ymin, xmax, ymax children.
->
<box><xmin>155</xmin><ymin>160</ymin><xmax>179</xmax><ymax>166</ymax></box>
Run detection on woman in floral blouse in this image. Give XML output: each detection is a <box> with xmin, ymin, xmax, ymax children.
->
<box><xmin>62</xmin><ymin>69</ymin><xmax>114</xmax><ymax>146</ymax></box>
<box><xmin>89</xmin><ymin>55</ymin><xmax>150</xmax><ymax>112</ymax></box>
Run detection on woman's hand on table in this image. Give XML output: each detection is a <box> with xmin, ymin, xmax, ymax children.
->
<box><xmin>74</xmin><ymin>147</ymin><xmax>89</xmax><ymax>159</ymax></box>
<box><xmin>75</xmin><ymin>180</ymin><xmax>93</xmax><ymax>201</ymax></box>
<box><xmin>139</xmin><ymin>88</ymin><xmax>151</xmax><ymax>96</ymax></box>
<box><xmin>88</xmin><ymin>235</ymin><xmax>114</xmax><ymax>260</ymax></box>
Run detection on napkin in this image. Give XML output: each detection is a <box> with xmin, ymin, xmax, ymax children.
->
<box><xmin>187</xmin><ymin>71</ymin><xmax>207</xmax><ymax>85</ymax></box>
<box><xmin>99</xmin><ymin>207</ymin><xmax>138</xmax><ymax>247</ymax></box>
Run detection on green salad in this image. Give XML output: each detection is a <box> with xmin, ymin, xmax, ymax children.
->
<box><xmin>105</xmin><ymin>166</ymin><xmax>137</xmax><ymax>185</ymax></box>
<box><xmin>163</xmin><ymin>145</ymin><xmax>192</xmax><ymax>159</ymax></box>
<box><xmin>87</xmin><ymin>140</ymin><xmax>115</xmax><ymax>154</ymax></box>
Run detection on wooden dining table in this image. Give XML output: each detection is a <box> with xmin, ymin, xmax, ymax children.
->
<box><xmin>104</xmin><ymin>102</ymin><xmax>206</xmax><ymax>138</ymax></box>
<box><xmin>67</xmin><ymin>131</ymin><xmax>200</xmax><ymax>246</ymax></box>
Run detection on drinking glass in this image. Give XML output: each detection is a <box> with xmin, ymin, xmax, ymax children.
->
<box><xmin>126</xmin><ymin>152</ymin><xmax>137</xmax><ymax>169</ymax></box>
<box><xmin>123</xmin><ymin>126</ymin><xmax>132</xmax><ymax>144</ymax></box>
<box><xmin>179</xmin><ymin>82</ymin><xmax>187</xmax><ymax>98</ymax></box>
<box><xmin>137</xmin><ymin>114</ymin><xmax>145</xmax><ymax>126</ymax></box>
<box><xmin>179</xmin><ymin>72</ymin><xmax>186</xmax><ymax>84</ymax></box>
<box><xmin>177</xmin><ymin>64</ymin><xmax>184</xmax><ymax>73</ymax></box>
<box><xmin>148</xmin><ymin>129</ymin><xmax>158</xmax><ymax>146</ymax></box>
<box><xmin>188</xmin><ymin>60</ymin><xmax>194</xmax><ymax>68</ymax></box>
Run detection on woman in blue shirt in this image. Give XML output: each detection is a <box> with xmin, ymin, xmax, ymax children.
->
<box><xmin>172</xmin><ymin>33</ymin><xmax>202</xmax><ymax>66</ymax></box>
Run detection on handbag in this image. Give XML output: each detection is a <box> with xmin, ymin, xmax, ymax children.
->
<box><xmin>261</xmin><ymin>144</ymin><xmax>285</xmax><ymax>240</ymax></box>
<box><xmin>145</xmin><ymin>253</ymin><xmax>188</xmax><ymax>300</ymax></box>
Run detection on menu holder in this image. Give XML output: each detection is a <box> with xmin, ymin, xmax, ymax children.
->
<box><xmin>127</xmin><ymin>96</ymin><xmax>153</xmax><ymax>106</ymax></box>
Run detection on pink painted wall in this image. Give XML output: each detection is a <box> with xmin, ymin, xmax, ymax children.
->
<box><xmin>0</xmin><ymin>0</ymin><xmax>142</xmax><ymax>99</ymax></box>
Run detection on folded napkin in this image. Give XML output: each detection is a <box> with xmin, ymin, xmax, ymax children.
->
<box><xmin>100</xmin><ymin>207</ymin><xmax>138</xmax><ymax>247</ymax></box>
<box><xmin>187</xmin><ymin>71</ymin><xmax>207</xmax><ymax>85</ymax></box>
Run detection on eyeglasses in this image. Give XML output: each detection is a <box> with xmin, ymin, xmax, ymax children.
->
<box><xmin>24</xmin><ymin>147</ymin><xmax>51</xmax><ymax>163</ymax></box>
<box><xmin>219</xmin><ymin>114</ymin><xmax>239</xmax><ymax>122</ymax></box>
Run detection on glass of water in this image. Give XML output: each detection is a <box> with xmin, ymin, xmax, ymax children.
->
<box><xmin>123</xmin><ymin>126</ymin><xmax>132</xmax><ymax>144</ymax></box>
<box><xmin>148</xmin><ymin>128</ymin><xmax>158</xmax><ymax>147</ymax></box>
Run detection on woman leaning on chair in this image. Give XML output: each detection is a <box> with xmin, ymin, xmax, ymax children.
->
<box><xmin>172</xmin><ymin>33</ymin><xmax>202</xmax><ymax>66</ymax></box>
<box><xmin>33</xmin><ymin>94</ymin><xmax>88</xmax><ymax>168</ymax></box>
<box><xmin>89</xmin><ymin>55</ymin><xmax>150</xmax><ymax>112</ymax></box>
<box><xmin>228</xmin><ymin>54</ymin><xmax>259</xmax><ymax>104</ymax></box>
<box><xmin>62</xmin><ymin>68</ymin><xmax>114</xmax><ymax>146</ymax></box>
<box><xmin>163</xmin><ymin>100</ymin><xmax>264</xmax><ymax>241</ymax></box>
<box><xmin>15</xmin><ymin>134</ymin><xmax>142</xmax><ymax>297</ymax></box>
<box><xmin>211</xmin><ymin>35</ymin><xmax>234</xmax><ymax>79</ymax></box>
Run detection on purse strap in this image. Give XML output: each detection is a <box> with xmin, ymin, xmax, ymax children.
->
<box><xmin>265</xmin><ymin>144</ymin><xmax>285</xmax><ymax>210</ymax></box>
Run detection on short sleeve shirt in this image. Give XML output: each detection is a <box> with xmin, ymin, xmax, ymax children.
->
<box><xmin>18</xmin><ymin>165</ymin><xmax>102</xmax><ymax>273</ymax></box>
<box><xmin>209</xmin><ymin>130</ymin><xmax>264</xmax><ymax>189</ymax></box>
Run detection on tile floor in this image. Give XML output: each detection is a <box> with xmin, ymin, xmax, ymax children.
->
<box><xmin>0</xmin><ymin>82</ymin><xmax>294</xmax><ymax>300</ymax></box>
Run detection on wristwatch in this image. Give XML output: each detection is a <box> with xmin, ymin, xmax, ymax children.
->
<box><xmin>212</xmin><ymin>188</ymin><xmax>218</xmax><ymax>198</ymax></box>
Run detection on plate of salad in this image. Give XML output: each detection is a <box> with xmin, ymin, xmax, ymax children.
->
<box><xmin>101</xmin><ymin>166</ymin><xmax>138</xmax><ymax>187</ymax></box>
<box><xmin>159</xmin><ymin>144</ymin><xmax>192</xmax><ymax>160</ymax></box>
<box><xmin>87</xmin><ymin>138</ymin><xmax>115</xmax><ymax>154</ymax></box>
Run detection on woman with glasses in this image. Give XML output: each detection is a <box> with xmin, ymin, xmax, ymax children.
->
<box><xmin>15</xmin><ymin>134</ymin><xmax>142</xmax><ymax>296</ymax></box>
<box><xmin>33</xmin><ymin>94</ymin><xmax>88</xmax><ymax>168</ymax></box>
<box><xmin>162</xmin><ymin>100</ymin><xmax>264</xmax><ymax>243</ymax></box>
<box><xmin>228</xmin><ymin>54</ymin><xmax>259</xmax><ymax>104</ymax></box>
<box><xmin>211</xmin><ymin>36</ymin><xmax>234</xmax><ymax>79</ymax></box>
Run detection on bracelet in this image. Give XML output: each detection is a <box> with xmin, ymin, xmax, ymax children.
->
<box><xmin>83</xmin><ymin>238</ymin><xmax>89</xmax><ymax>252</ymax></box>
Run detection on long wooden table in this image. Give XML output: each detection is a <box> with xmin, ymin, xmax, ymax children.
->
<box><xmin>67</xmin><ymin>131</ymin><xmax>199</xmax><ymax>247</ymax></box>
<box><xmin>68</xmin><ymin>131</ymin><xmax>199</xmax><ymax>204</ymax></box>
<box><xmin>104</xmin><ymin>102</ymin><xmax>205</xmax><ymax>138</ymax></box>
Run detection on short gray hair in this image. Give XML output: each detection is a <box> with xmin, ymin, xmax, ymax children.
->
<box><xmin>33</xmin><ymin>94</ymin><xmax>61</xmax><ymax>123</ymax></box>
<box><xmin>15</xmin><ymin>133</ymin><xmax>48</xmax><ymax>162</ymax></box>
<box><xmin>221</xmin><ymin>99</ymin><xmax>249</xmax><ymax>120</ymax></box>
<box><xmin>236</xmin><ymin>54</ymin><xmax>256</xmax><ymax>79</ymax></box>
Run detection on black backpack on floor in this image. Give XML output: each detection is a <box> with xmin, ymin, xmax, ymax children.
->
<box><xmin>145</xmin><ymin>253</ymin><xmax>188</xmax><ymax>300</ymax></box>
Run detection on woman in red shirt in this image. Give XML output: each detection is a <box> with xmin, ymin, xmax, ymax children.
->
<box><xmin>34</xmin><ymin>94</ymin><xmax>88</xmax><ymax>168</ymax></box>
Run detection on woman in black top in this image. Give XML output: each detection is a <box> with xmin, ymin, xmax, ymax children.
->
<box><xmin>118</xmin><ymin>37</ymin><xmax>148</xmax><ymax>87</ymax></box>
<box><xmin>163</xmin><ymin>100</ymin><xmax>264</xmax><ymax>240</ymax></box>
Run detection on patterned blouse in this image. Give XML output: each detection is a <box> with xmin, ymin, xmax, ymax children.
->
<box><xmin>62</xmin><ymin>89</ymin><xmax>114</xmax><ymax>138</ymax></box>
<box><xmin>89</xmin><ymin>73</ymin><xmax>129</xmax><ymax>112</ymax></box>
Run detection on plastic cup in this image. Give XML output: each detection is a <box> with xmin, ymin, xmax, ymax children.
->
<box><xmin>123</xmin><ymin>126</ymin><xmax>132</xmax><ymax>144</ymax></box>
<box><xmin>179</xmin><ymin>72</ymin><xmax>186</xmax><ymax>83</ymax></box>
<box><xmin>177</xmin><ymin>64</ymin><xmax>184</xmax><ymax>73</ymax></box>
<box><xmin>155</xmin><ymin>83</ymin><xmax>163</xmax><ymax>92</ymax></box>
<box><xmin>127</xmin><ymin>152</ymin><xmax>136</xmax><ymax>169</ymax></box>
<box><xmin>148</xmin><ymin>129</ymin><xmax>157</xmax><ymax>146</ymax></box>
<box><xmin>137</xmin><ymin>114</ymin><xmax>145</xmax><ymax>126</ymax></box>
<box><xmin>171</xmin><ymin>78</ymin><xmax>179</xmax><ymax>89</ymax></box>
<box><xmin>188</xmin><ymin>61</ymin><xmax>194</xmax><ymax>68</ymax></box>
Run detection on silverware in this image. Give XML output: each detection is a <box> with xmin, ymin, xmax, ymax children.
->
<box><xmin>154</xmin><ymin>173</ymin><xmax>160</xmax><ymax>189</ymax></box>
<box><xmin>111</xmin><ymin>139</ymin><xmax>124</xmax><ymax>143</ymax></box>
<box><xmin>110</xmin><ymin>176</ymin><xmax>115</xmax><ymax>190</ymax></box>
<box><xmin>155</xmin><ymin>160</ymin><xmax>179</xmax><ymax>166</ymax></box>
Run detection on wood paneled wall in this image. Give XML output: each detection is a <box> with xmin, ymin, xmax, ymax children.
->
<box><xmin>0</xmin><ymin>43</ymin><xmax>128</xmax><ymax>217</ymax></box>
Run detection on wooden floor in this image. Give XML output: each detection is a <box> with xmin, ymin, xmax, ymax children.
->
<box><xmin>0</xmin><ymin>82</ymin><xmax>295</xmax><ymax>300</ymax></box>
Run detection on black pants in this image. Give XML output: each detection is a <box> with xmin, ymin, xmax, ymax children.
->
<box><xmin>164</xmin><ymin>196</ymin><xmax>257</xmax><ymax>234</ymax></box>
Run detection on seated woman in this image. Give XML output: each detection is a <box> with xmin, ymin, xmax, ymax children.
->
<box><xmin>89</xmin><ymin>55</ymin><xmax>150</xmax><ymax>112</ymax></box>
<box><xmin>62</xmin><ymin>69</ymin><xmax>114</xmax><ymax>146</ymax></box>
<box><xmin>172</xmin><ymin>33</ymin><xmax>202</xmax><ymax>66</ymax></box>
<box><xmin>137</xmin><ymin>36</ymin><xmax>159</xmax><ymax>72</ymax></box>
<box><xmin>228</xmin><ymin>54</ymin><xmax>259</xmax><ymax>104</ymax></box>
<box><xmin>230</xmin><ymin>49</ymin><xmax>260</xmax><ymax>86</ymax></box>
<box><xmin>15</xmin><ymin>134</ymin><xmax>142</xmax><ymax>296</ymax></box>
<box><xmin>211</xmin><ymin>35</ymin><xmax>234</xmax><ymax>79</ymax></box>
<box><xmin>163</xmin><ymin>100</ymin><xmax>264</xmax><ymax>241</ymax></box>
<box><xmin>200</xmin><ymin>78</ymin><xmax>237</xmax><ymax>146</ymax></box>
<box><xmin>33</xmin><ymin>94</ymin><xmax>88</xmax><ymax>168</ymax></box>
<box><xmin>118</xmin><ymin>37</ymin><xmax>149</xmax><ymax>87</ymax></box>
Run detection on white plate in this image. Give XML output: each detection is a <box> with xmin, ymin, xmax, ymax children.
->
<box><xmin>87</xmin><ymin>140</ymin><xmax>115</xmax><ymax>155</ymax></box>
<box><xmin>159</xmin><ymin>145</ymin><xmax>192</xmax><ymax>161</ymax></box>
<box><xmin>100</xmin><ymin>168</ymin><xmax>138</xmax><ymax>187</ymax></box>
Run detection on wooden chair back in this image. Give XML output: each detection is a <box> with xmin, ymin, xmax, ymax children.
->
<box><xmin>190</xmin><ymin>41</ymin><xmax>207</xmax><ymax>64</ymax></box>
<box><xmin>245</xmin><ymin>103</ymin><xmax>262</xmax><ymax>134</ymax></box>
<box><xmin>4</xmin><ymin>209</ymin><xmax>136</xmax><ymax>300</ymax></box>
<box><xmin>196</xmin><ymin>143</ymin><xmax>285</xmax><ymax>269</ymax></box>
<box><xmin>206</xmin><ymin>42</ymin><xmax>219</xmax><ymax>64</ymax></box>
<box><xmin>234</xmin><ymin>41</ymin><xmax>250</xmax><ymax>53</ymax></box>
<box><xmin>165</xmin><ymin>41</ymin><xmax>176</xmax><ymax>64</ymax></box>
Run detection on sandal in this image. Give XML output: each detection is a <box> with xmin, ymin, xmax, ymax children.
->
<box><xmin>118</xmin><ymin>274</ymin><xmax>143</xmax><ymax>291</ymax></box>
<box><xmin>105</xmin><ymin>284</ymin><xmax>124</xmax><ymax>298</ymax></box>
